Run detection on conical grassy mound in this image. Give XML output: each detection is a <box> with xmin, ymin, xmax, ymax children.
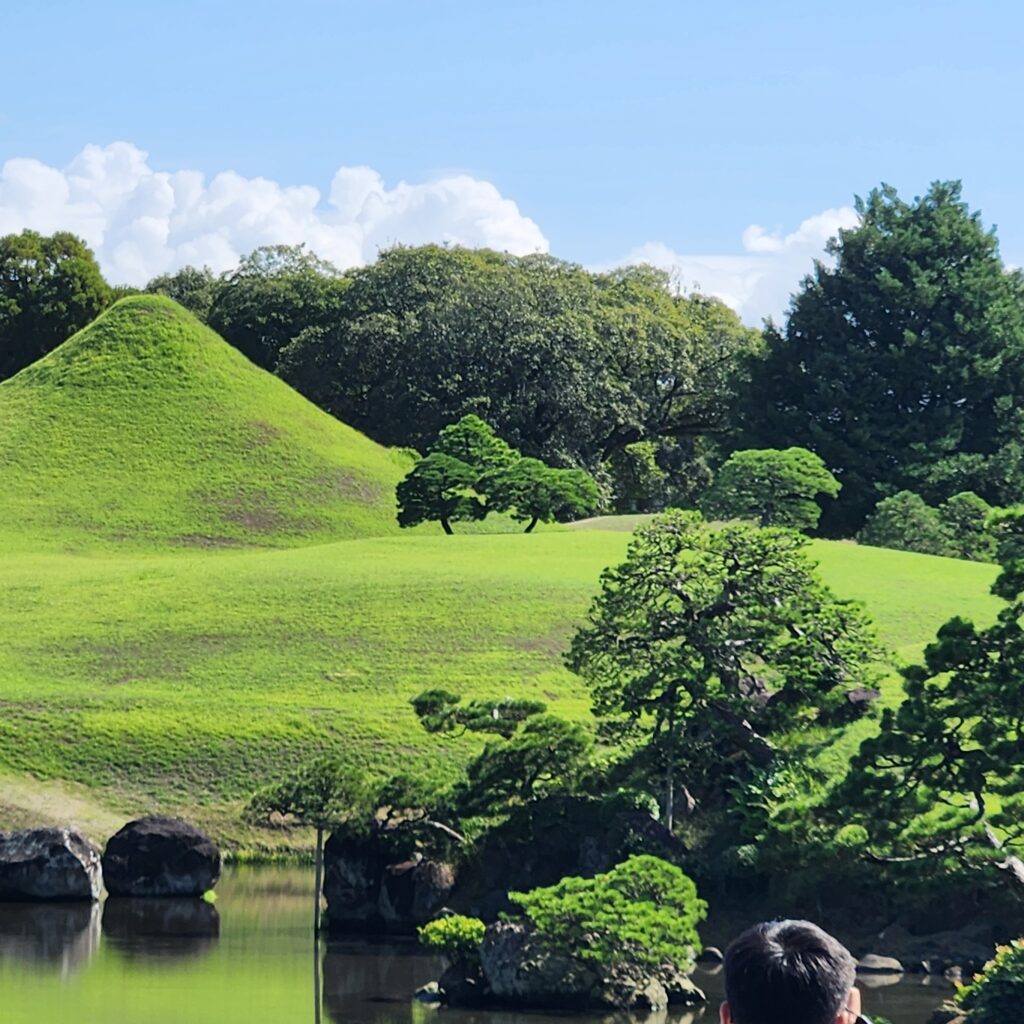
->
<box><xmin>0</xmin><ymin>295</ymin><xmax>412</xmax><ymax>550</ymax></box>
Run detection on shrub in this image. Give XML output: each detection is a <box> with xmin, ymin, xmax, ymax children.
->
<box><xmin>955</xmin><ymin>939</ymin><xmax>1024</xmax><ymax>1022</ymax></box>
<box><xmin>509</xmin><ymin>854</ymin><xmax>706</xmax><ymax>970</ymax></box>
<box><xmin>858</xmin><ymin>490</ymin><xmax>949</xmax><ymax>555</ymax></box>
<box><xmin>938</xmin><ymin>491</ymin><xmax>996</xmax><ymax>561</ymax></box>
<box><xmin>418</xmin><ymin>915</ymin><xmax>487</xmax><ymax>967</ymax></box>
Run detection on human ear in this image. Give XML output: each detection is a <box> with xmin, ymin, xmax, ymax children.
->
<box><xmin>720</xmin><ymin>1001</ymin><xmax>732</xmax><ymax>1024</ymax></box>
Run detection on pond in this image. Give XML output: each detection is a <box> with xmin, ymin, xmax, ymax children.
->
<box><xmin>0</xmin><ymin>865</ymin><xmax>953</xmax><ymax>1024</ymax></box>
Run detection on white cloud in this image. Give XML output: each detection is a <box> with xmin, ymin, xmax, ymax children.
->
<box><xmin>0</xmin><ymin>142</ymin><xmax>549</xmax><ymax>286</ymax></box>
<box><xmin>609</xmin><ymin>206</ymin><xmax>860</xmax><ymax>325</ymax></box>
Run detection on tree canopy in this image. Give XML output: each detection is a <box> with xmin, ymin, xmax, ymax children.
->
<box><xmin>741</xmin><ymin>181</ymin><xmax>1024</xmax><ymax>534</ymax></box>
<box><xmin>567</xmin><ymin>510</ymin><xmax>881</xmax><ymax>827</ymax></box>
<box><xmin>277</xmin><ymin>246</ymin><xmax>759</xmax><ymax>481</ymax></box>
<box><xmin>836</xmin><ymin>521</ymin><xmax>1024</xmax><ymax>893</ymax></box>
<box><xmin>702</xmin><ymin>446</ymin><xmax>839</xmax><ymax>530</ymax></box>
<box><xmin>0</xmin><ymin>230</ymin><xmax>112</xmax><ymax>381</ymax></box>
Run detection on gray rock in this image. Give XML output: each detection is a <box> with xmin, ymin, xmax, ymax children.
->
<box><xmin>0</xmin><ymin>827</ymin><xmax>102</xmax><ymax>901</ymax></box>
<box><xmin>857</xmin><ymin>953</ymin><xmax>905</xmax><ymax>974</ymax></box>
<box><xmin>479</xmin><ymin>919</ymin><xmax>703</xmax><ymax>1012</ymax></box>
<box><xmin>414</xmin><ymin>981</ymin><xmax>442</xmax><ymax>1005</ymax></box>
<box><xmin>696</xmin><ymin>945</ymin><xmax>724</xmax><ymax>965</ymax></box>
<box><xmin>102</xmin><ymin>817</ymin><xmax>220</xmax><ymax>897</ymax></box>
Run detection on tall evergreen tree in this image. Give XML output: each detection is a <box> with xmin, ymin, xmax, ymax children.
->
<box><xmin>742</xmin><ymin>182</ymin><xmax>1024</xmax><ymax>534</ymax></box>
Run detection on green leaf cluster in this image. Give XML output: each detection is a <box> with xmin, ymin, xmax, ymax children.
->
<box><xmin>859</xmin><ymin>490</ymin><xmax>997</xmax><ymax>561</ymax></box>
<box><xmin>418</xmin><ymin>915</ymin><xmax>486</xmax><ymax>967</ymax></box>
<box><xmin>396</xmin><ymin>415</ymin><xmax>599</xmax><ymax>533</ymax></box>
<box><xmin>510</xmin><ymin>855</ymin><xmax>706</xmax><ymax>969</ymax></box>
<box><xmin>956</xmin><ymin>939</ymin><xmax>1024</xmax><ymax>1022</ymax></box>
<box><xmin>702</xmin><ymin>446</ymin><xmax>840</xmax><ymax>531</ymax></box>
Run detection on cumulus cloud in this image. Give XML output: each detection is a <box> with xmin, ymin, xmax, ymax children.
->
<box><xmin>609</xmin><ymin>206</ymin><xmax>860</xmax><ymax>325</ymax></box>
<box><xmin>0</xmin><ymin>142</ymin><xmax>549</xmax><ymax>286</ymax></box>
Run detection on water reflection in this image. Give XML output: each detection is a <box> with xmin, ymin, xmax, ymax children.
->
<box><xmin>0</xmin><ymin>900</ymin><xmax>100</xmax><ymax>976</ymax></box>
<box><xmin>102</xmin><ymin>897</ymin><xmax>220</xmax><ymax>963</ymax></box>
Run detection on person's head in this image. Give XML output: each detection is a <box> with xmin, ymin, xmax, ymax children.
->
<box><xmin>720</xmin><ymin>919</ymin><xmax>860</xmax><ymax>1024</ymax></box>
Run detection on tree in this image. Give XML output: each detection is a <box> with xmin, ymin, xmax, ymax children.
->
<box><xmin>702</xmin><ymin>447</ymin><xmax>840</xmax><ymax>531</ymax></box>
<box><xmin>835</xmin><ymin>532</ymin><xmax>1024</xmax><ymax>895</ymax></box>
<box><xmin>145</xmin><ymin>265</ymin><xmax>218</xmax><ymax>320</ymax></box>
<box><xmin>208</xmin><ymin>244</ymin><xmax>347</xmax><ymax>369</ymax></box>
<box><xmin>396</xmin><ymin>452</ymin><xmax>485</xmax><ymax>534</ymax></box>
<box><xmin>509</xmin><ymin>855</ymin><xmax>707</xmax><ymax>971</ymax></box>
<box><xmin>485</xmin><ymin>458</ymin><xmax>600</xmax><ymax>531</ymax></box>
<box><xmin>0</xmin><ymin>230</ymin><xmax>111</xmax><ymax>380</ymax></box>
<box><xmin>453</xmin><ymin>715</ymin><xmax>593</xmax><ymax>817</ymax></box>
<box><xmin>604</xmin><ymin>441</ymin><xmax>668</xmax><ymax>513</ymax></box>
<box><xmin>741</xmin><ymin>182</ymin><xmax>1024</xmax><ymax>534</ymax></box>
<box><xmin>246</xmin><ymin>759</ymin><xmax>371</xmax><ymax>931</ymax></box>
<box><xmin>567</xmin><ymin>511</ymin><xmax>881</xmax><ymax>828</ymax></box>
<box><xmin>939</xmin><ymin>491</ymin><xmax>997</xmax><ymax>562</ymax></box>
<box><xmin>432</xmin><ymin>414</ymin><xmax>520</xmax><ymax>475</ymax></box>
<box><xmin>277</xmin><ymin>246</ymin><xmax>759</xmax><ymax>485</ymax></box>
<box><xmin>858</xmin><ymin>491</ymin><xmax>950</xmax><ymax>555</ymax></box>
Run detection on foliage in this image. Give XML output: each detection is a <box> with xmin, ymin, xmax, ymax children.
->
<box><xmin>145</xmin><ymin>265</ymin><xmax>219</xmax><ymax>320</ymax></box>
<box><xmin>510</xmin><ymin>855</ymin><xmax>706</xmax><ymax>969</ymax></box>
<box><xmin>858</xmin><ymin>491</ymin><xmax>952</xmax><ymax>556</ymax></box>
<box><xmin>939</xmin><ymin>491</ymin><xmax>996</xmax><ymax>561</ymax></box>
<box><xmin>955</xmin><ymin>939</ymin><xmax>1024</xmax><ymax>1021</ymax></box>
<box><xmin>0</xmin><ymin>229</ymin><xmax>112</xmax><ymax>381</ymax></box>
<box><xmin>453</xmin><ymin>715</ymin><xmax>593</xmax><ymax>817</ymax></box>
<box><xmin>432</xmin><ymin>415</ymin><xmax>520</xmax><ymax>475</ymax></box>
<box><xmin>278</xmin><ymin>246</ymin><xmax>759</xmax><ymax>494</ymax></box>
<box><xmin>410</xmin><ymin>690</ymin><xmax>547</xmax><ymax>738</ymax></box>
<box><xmin>741</xmin><ymin>181</ymin><xmax>1024</xmax><ymax>534</ymax></box>
<box><xmin>396</xmin><ymin>452</ymin><xmax>485</xmax><ymax>533</ymax></box>
<box><xmin>418</xmin><ymin>915</ymin><xmax>486</xmax><ymax>966</ymax></box>
<box><xmin>246</xmin><ymin>758</ymin><xmax>371</xmax><ymax>831</ymax></box>
<box><xmin>604</xmin><ymin>441</ymin><xmax>668</xmax><ymax>513</ymax></box>
<box><xmin>484</xmin><ymin>458</ymin><xmax>600</xmax><ymax>531</ymax></box>
<box><xmin>567</xmin><ymin>510</ymin><xmax>883</xmax><ymax>825</ymax></box>
<box><xmin>0</xmin><ymin>294</ymin><xmax>414</xmax><ymax>549</ymax></box>
<box><xmin>208</xmin><ymin>244</ymin><xmax>348</xmax><ymax>369</ymax></box>
<box><xmin>702</xmin><ymin>447</ymin><xmax>840</xmax><ymax>530</ymax></box>
<box><xmin>836</xmin><ymin>521</ymin><xmax>1024</xmax><ymax>890</ymax></box>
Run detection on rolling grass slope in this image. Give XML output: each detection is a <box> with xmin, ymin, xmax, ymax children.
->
<box><xmin>0</xmin><ymin>527</ymin><xmax>1000</xmax><ymax>848</ymax></box>
<box><xmin>0</xmin><ymin>294</ymin><xmax>414</xmax><ymax>551</ymax></box>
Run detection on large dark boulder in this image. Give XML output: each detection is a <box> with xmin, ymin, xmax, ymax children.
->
<box><xmin>322</xmin><ymin>833</ymin><xmax>455</xmax><ymax>933</ymax></box>
<box><xmin>455</xmin><ymin>795</ymin><xmax>687</xmax><ymax>920</ymax></box>
<box><xmin>102</xmin><ymin>817</ymin><xmax>220</xmax><ymax>897</ymax></box>
<box><xmin>0</xmin><ymin>827</ymin><xmax>102</xmax><ymax>901</ymax></box>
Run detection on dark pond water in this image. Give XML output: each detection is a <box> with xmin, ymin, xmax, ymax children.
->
<box><xmin>0</xmin><ymin>865</ymin><xmax>953</xmax><ymax>1024</ymax></box>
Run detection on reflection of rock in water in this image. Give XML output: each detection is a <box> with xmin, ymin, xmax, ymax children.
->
<box><xmin>0</xmin><ymin>900</ymin><xmax>100</xmax><ymax>976</ymax></box>
<box><xmin>321</xmin><ymin>941</ymin><xmax>708</xmax><ymax>1024</ymax></box>
<box><xmin>102</xmin><ymin>897</ymin><xmax>220</xmax><ymax>963</ymax></box>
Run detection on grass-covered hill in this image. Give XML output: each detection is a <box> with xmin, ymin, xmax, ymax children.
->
<box><xmin>0</xmin><ymin>525</ymin><xmax>1001</xmax><ymax>850</ymax></box>
<box><xmin>0</xmin><ymin>294</ymin><xmax>414</xmax><ymax>551</ymax></box>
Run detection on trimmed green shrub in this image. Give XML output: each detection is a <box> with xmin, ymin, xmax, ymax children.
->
<box><xmin>955</xmin><ymin>939</ymin><xmax>1024</xmax><ymax>1022</ymax></box>
<box><xmin>858</xmin><ymin>491</ymin><xmax>950</xmax><ymax>555</ymax></box>
<box><xmin>938</xmin><ymin>491</ymin><xmax>996</xmax><ymax>561</ymax></box>
<box><xmin>509</xmin><ymin>854</ymin><xmax>706</xmax><ymax>970</ymax></box>
<box><xmin>419</xmin><ymin>915</ymin><xmax>487</xmax><ymax>967</ymax></box>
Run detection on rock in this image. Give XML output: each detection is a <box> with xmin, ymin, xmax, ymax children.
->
<box><xmin>696</xmin><ymin>945</ymin><xmax>724</xmax><ymax>965</ymax></box>
<box><xmin>873</xmin><ymin>921</ymin><xmax>996</xmax><ymax>970</ymax></box>
<box><xmin>0</xmin><ymin>827</ymin><xmax>102</xmax><ymax>901</ymax></box>
<box><xmin>102</xmin><ymin>817</ymin><xmax>220</xmax><ymax>897</ymax></box>
<box><xmin>926</xmin><ymin>1008</ymin><xmax>967</xmax><ymax>1024</ymax></box>
<box><xmin>857</xmin><ymin>953</ymin><xmax>905</xmax><ymax>974</ymax></box>
<box><xmin>438</xmin><ymin>964</ymin><xmax>486</xmax><ymax>1007</ymax></box>
<box><xmin>102</xmin><ymin>896</ymin><xmax>220</xmax><ymax>961</ymax></box>
<box><xmin>322</xmin><ymin>831</ymin><xmax>455</xmax><ymax>933</ymax></box>
<box><xmin>479</xmin><ymin>919</ymin><xmax>702</xmax><ymax>1012</ymax></box>
<box><xmin>413</xmin><ymin>981</ymin><xmax>442</xmax><ymax>1005</ymax></box>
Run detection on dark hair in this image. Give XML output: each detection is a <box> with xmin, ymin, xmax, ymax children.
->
<box><xmin>724</xmin><ymin>920</ymin><xmax>857</xmax><ymax>1024</ymax></box>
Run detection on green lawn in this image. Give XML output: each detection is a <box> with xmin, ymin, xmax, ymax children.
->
<box><xmin>0</xmin><ymin>527</ymin><xmax>1000</xmax><ymax>849</ymax></box>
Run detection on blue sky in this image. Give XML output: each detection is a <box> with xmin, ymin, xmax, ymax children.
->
<box><xmin>2</xmin><ymin>0</ymin><xmax>1022</xmax><ymax>322</ymax></box>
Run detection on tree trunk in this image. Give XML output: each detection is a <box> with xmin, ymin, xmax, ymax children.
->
<box><xmin>664</xmin><ymin>743</ymin><xmax>675</xmax><ymax>832</ymax></box>
<box><xmin>524</xmin><ymin>517</ymin><xmax>539</xmax><ymax>533</ymax></box>
<box><xmin>313</xmin><ymin>827</ymin><xmax>324</xmax><ymax>934</ymax></box>
<box><xmin>440</xmin><ymin>518</ymin><xmax>453</xmax><ymax>535</ymax></box>
<box><xmin>313</xmin><ymin>928</ymin><xmax>322</xmax><ymax>1024</ymax></box>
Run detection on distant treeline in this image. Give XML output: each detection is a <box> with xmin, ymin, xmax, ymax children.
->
<box><xmin>4</xmin><ymin>179</ymin><xmax>1024</xmax><ymax>533</ymax></box>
